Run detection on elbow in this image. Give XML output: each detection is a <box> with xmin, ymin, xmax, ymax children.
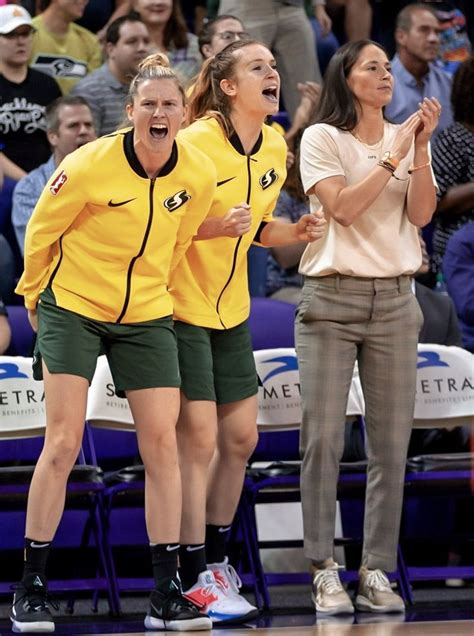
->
<box><xmin>333</xmin><ymin>211</ymin><xmax>353</xmax><ymax>227</ymax></box>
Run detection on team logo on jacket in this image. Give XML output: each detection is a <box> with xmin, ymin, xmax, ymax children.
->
<box><xmin>163</xmin><ymin>189</ymin><xmax>191</xmax><ymax>212</ymax></box>
<box><xmin>49</xmin><ymin>170</ymin><xmax>68</xmax><ymax>195</ymax></box>
<box><xmin>259</xmin><ymin>168</ymin><xmax>278</xmax><ymax>190</ymax></box>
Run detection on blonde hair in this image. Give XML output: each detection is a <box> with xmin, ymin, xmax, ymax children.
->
<box><xmin>126</xmin><ymin>53</ymin><xmax>186</xmax><ymax>106</ymax></box>
<box><xmin>188</xmin><ymin>39</ymin><xmax>260</xmax><ymax>137</ymax></box>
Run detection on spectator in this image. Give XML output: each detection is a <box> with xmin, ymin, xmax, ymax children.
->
<box><xmin>71</xmin><ymin>13</ymin><xmax>150</xmax><ymax>135</ymax></box>
<box><xmin>30</xmin><ymin>0</ymin><xmax>102</xmax><ymax>94</ymax></box>
<box><xmin>385</xmin><ymin>3</ymin><xmax>453</xmax><ymax>139</ymax></box>
<box><xmin>0</xmin><ymin>293</ymin><xmax>11</xmax><ymax>354</ymax></box>
<box><xmin>431</xmin><ymin>54</ymin><xmax>474</xmax><ymax>274</ymax></box>
<box><xmin>444</xmin><ymin>222</ymin><xmax>474</xmax><ymax>353</ymax></box>
<box><xmin>76</xmin><ymin>0</ymin><xmax>130</xmax><ymax>40</ymax></box>
<box><xmin>0</xmin><ymin>4</ymin><xmax>61</xmax><ymax>173</ymax></box>
<box><xmin>421</xmin><ymin>0</ymin><xmax>471</xmax><ymax>72</ymax></box>
<box><xmin>12</xmin><ymin>95</ymin><xmax>96</xmax><ymax>254</ymax></box>
<box><xmin>408</xmin><ymin>229</ymin><xmax>467</xmax><ymax>457</ymax></box>
<box><xmin>131</xmin><ymin>0</ymin><xmax>201</xmax><ymax>84</ymax></box>
<box><xmin>0</xmin><ymin>233</ymin><xmax>16</xmax><ymax>303</ymax></box>
<box><xmin>217</xmin><ymin>0</ymin><xmax>322</xmax><ymax>122</ymax></box>
<box><xmin>305</xmin><ymin>1</ymin><xmax>340</xmax><ymax>75</ymax></box>
<box><xmin>197</xmin><ymin>13</ymin><xmax>249</xmax><ymax>59</ymax></box>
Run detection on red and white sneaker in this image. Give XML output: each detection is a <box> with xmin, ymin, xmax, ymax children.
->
<box><xmin>208</xmin><ymin>557</ymin><xmax>258</xmax><ymax>621</ymax></box>
<box><xmin>184</xmin><ymin>569</ymin><xmax>256</xmax><ymax>624</ymax></box>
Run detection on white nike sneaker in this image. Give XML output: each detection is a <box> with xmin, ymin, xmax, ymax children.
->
<box><xmin>184</xmin><ymin>569</ymin><xmax>256</xmax><ymax>624</ymax></box>
<box><xmin>208</xmin><ymin>557</ymin><xmax>258</xmax><ymax>621</ymax></box>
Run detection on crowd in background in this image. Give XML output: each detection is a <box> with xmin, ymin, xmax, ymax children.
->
<box><xmin>0</xmin><ymin>1</ymin><xmax>473</xmax><ymax>364</ymax></box>
<box><xmin>0</xmin><ymin>1</ymin><xmax>473</xmax><ymax>629</ymax></box>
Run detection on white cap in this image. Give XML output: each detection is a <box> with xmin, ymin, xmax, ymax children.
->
<box><xmin>0</xmin><ymin>5</ymin><xmax>33</xmax><ymax>35</ymax></box>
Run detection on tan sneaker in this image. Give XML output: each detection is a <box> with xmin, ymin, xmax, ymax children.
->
<box><xmin>311</xmin><ymin>563</ymin><xmax>354</xmax><ymax>615</ymax></box>
<box><xmin>355</xmin><ymin>567</ymin><xmax>405</xmax><ymax>613</ymax></box>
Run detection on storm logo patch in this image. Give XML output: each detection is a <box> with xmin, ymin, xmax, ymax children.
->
<box><xmin>259</xmin><ymin>168</ymin><xmax>278</xmax><ymax>190</ymax></box>
<box><xmin>163</xmin><ymin>189</ymin><xmax>191</xmax><ymax>212</ymax></box>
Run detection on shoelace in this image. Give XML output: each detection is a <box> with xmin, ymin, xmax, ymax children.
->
<box><xmin>313</xmin><ymin>567</ymin><xmax>344</xmax><ymax>595</ymax></box>
<box><xmin>364</xmin><ymin>569</ymin><xmax>392</xmax><ymax>593</ymax></box>
<box><xmin>221</xmin><ymin>563</ymin><xmax>243</xmax><ymax>594</ymax></box>
<box><xmin>11</xmin><ymin>584</ymin><xmax>59</xmax><ymax>613</ymax></box>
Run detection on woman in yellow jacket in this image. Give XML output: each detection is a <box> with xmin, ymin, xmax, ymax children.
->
<box><xmin>170</xmin><ymin>39</ymin><xmax>326</xmax><ymax>623</ymax></box>
<box><xmin>12</xmin><ymin>54</ymin><xmax>215</xmax><ymax>634</ymax></box>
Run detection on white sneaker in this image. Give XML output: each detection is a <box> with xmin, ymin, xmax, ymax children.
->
<box><xmin>312</xmin><ymin>563</ymin><xmax>354</xmax><ymax>615</ymax></box>
<box><xmin>184</xmin><ymin>569</ymin><xmax>255</xmax><ymax>624</ymax></box>
<box><xmin>355</xmin><ymin>568</ymin><xmax>405</xmax><ymax>613</ymax></box>
<box><xmin>208</xmin><ymin>557</ymin><xmax>258</xmax><ymax>621</ymax></box>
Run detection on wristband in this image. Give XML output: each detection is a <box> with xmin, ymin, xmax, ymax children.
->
<box><xmin>408</xmin><ymin>160</ymin><xmax>431</xmax><ymax>174</ymax></box>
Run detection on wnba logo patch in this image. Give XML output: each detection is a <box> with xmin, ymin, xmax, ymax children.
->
<box><xmin>163</xmin><ymin>190</ymin><xmax>191</xmax><ymax>212</ymax></box>
<box><xmin>49</xmin><ymin>170</ymin><xmax>68</xmax><ymax>195</ymax></box>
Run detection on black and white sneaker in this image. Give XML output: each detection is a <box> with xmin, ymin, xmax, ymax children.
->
<box><xmin>10</xmin><ymin>573</ymin><xmax>57</xmax><ymax>633</ymax></box>
<box><xmin>144</xmin><ymin>577</ymin><xmax>211</xmax><ymax>631</ymax></box>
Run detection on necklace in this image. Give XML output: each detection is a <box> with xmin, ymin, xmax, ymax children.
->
<box><xmin>350</xmin><ymin>130</ymin><xmax>385</xmax><ymax>149</ymax></box>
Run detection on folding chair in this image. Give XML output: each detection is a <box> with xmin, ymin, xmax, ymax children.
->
<box><xmin>0</xmin><ymin>355</ymin><xmax>120</xmax><ymax>615</ymax></box>
<box><xmin>86</xmin><ymin>356</ymin><xmax>151</xmax><ymax>596</ymax></box>
<box><xmin>5</xmin><ymin>305</ymin><xmax>35</xmax><ymax>357</ymax></box>
<box><xmin>233</xmin><ymin>348</ymin><xmax>414</xmax><ymax>609</ymax></box>
<box><xmin>402</xmin><ymin>344</ymin><xmax>474</xmax><ymax>586</ymax></box>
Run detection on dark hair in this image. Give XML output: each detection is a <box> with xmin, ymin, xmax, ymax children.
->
<box><xmin>45</xmin><ymin>95</ymin><xmax>91</xmax><ymax>132</ymax></box>
<box><xmin>451</xmin><ymin>54</ymin><xmax>474</xmax><ymax>125</ymax></box>
<box><xmin>126</xmin><ymin>52</ymin><xmax>186</xmax><ymax>108</ymax></box>
<box><xmin>134</xmin><ymin>0</ymin><xmax>189</xmax><ymax>50</ymax></box>
<box><xmin>105</xmin><ymin>12</ymin><xmax>144</xmax><ymax>46</ymax></box>
<box><xmin>396</xmin><ymin>3</ymin><xmax>437</xmax><ymax>32</ymax></box>
<box><xmin>286</xmin><ymin>131</ymin><xmax>306</xmax><ymax>203</ymax></box>
<box><xmin>314</xmin><ymin>39</ymin><xmax>388</xmax><ymax>131</ymax></box>
<box><xmin>198</xmin><ymin>14</ymin><xmax>243</xmax><ymax>56</ymax></box>
<box><xmin>188</xmin><ymin>39</ymin><xmax>262</xmax><ymax>137</ymax></box>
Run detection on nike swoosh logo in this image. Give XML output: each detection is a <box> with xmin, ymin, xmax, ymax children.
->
<box><xmin>186</xmin><ymin>544</ymin><xmax>205</xmax><ymax>552</ymax></box>
<box><xmin>108</xmin><ymin>198</ymin><xmax>136</xmax><ymax>207</ymax></box>
<box><xmin>30</xmin><ymin>542</ymin><xmax>50</xmax><ymax>548</ymax></box>
<box><xmin>217</xmin><ymin>177</ymin><xmax>236</xmax><ymax>187</ymax></box>
<box><xmin>166</xmin><ymin>544</ymin><xmax>180</xmax><ymax>552</ymax></box>
<box><xmin>218</xmin><ymin>526</ymin><xmax>232</xmax><ymax>533</ymax></box>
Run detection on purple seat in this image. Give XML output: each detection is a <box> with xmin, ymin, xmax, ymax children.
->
<box><xmin>248</xmin><ymin>297</ymin><xmax>296</xmax><ymax>350</ymax></box>
<box><xmin>5</xmin><ymin>305</ymin><xmax>35</xmax><ymax>356</ymax></box>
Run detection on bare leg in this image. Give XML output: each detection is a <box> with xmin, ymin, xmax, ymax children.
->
<box><xmin>177</xmin><ymin>396</ymin><xmax>218</xmax><ymax>544</ymax></box>
<box><xmin>126</xmin><ymin>387</ymin><xmax>181</xmax><ymax>543</ymax></box>
<box><xmin>206</xmin><ymin>396</ymin><xmax>258</xmax><ymax>525</ymax></box>
<box><xmin>25</xmin><ymin>364</ymin><xmax>89</xmax><ymax>540</ymax></box>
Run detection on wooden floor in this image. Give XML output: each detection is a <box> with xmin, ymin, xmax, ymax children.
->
<box><xmin>96</xmin><ymin>622</ymin><xmax>474</xmax><ymax>636</ymax></box>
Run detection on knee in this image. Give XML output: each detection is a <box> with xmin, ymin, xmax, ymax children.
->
<box><xmin>219</xmin><ymin>425</ymin><xmax>259</xmax><ymax>463</ymax></box>
<box><xmin>42</xmin><ymin>430</ymin><xmax>83</xmax><ymax>474</ymax></box>
<box><xmin>178</xmin><ymin>419</ymin><xmax>217</xmax><ymax>466</ymax></box>
<box><xmin>143</xmin><ymin>429</ymin><xmax>180</xmax><ymax>467</ymax></box>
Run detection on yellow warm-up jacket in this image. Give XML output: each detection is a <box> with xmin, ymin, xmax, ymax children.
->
<box><xmin>170</xmin><ymin>117</ymin><xmax>287</xmax><ymax>329</ymax></box>
<box><xmin>16</xmin><ymin>128</ymin><xmax>217</xmax><ymax>324</ymax></box>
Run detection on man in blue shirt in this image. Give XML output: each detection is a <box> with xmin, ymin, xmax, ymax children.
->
<box><xmin>385</xmin><ymin>3</ymin><xmax>453</xmax><ymax>139</ymax></box>
<box><xmin>12</xmin><ymin>94</ymin><xmax>96</xmax><ymax>254</ymax></box>
<box><xmin>443</xmin><ymin>222</ymin><xmax>474</xmax><ymax>353</ymax></box>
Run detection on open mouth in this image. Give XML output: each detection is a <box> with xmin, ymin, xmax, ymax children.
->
<box><xmin>150</xmin><ymin>124</ymin><xmax>168</xmax><ymax>140</ymax></box>
<box><xmin>262</xmin><ymin>86</ymin><xmax>278</xmax><ymax>103</ymax></box>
